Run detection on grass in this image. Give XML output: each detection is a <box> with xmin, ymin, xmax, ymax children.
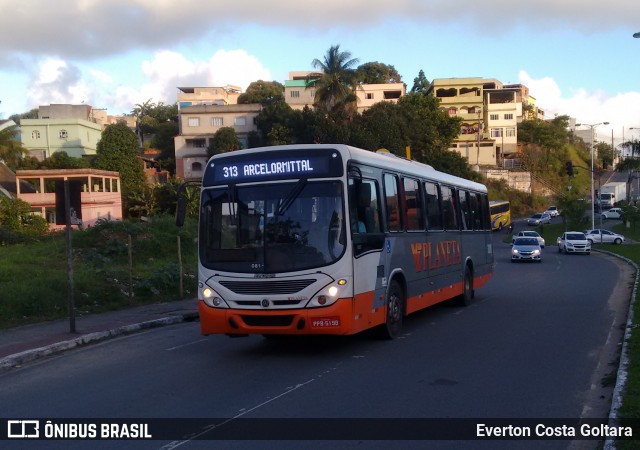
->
<box><xmin>0</xmin><ymin>215</ymin><xmax>198</xmax><ymax>329</ymax></box>
<box><xmin>607</xmin><ymin>221</ymin><xmax>640</xmax><ymax>449</ymax></box>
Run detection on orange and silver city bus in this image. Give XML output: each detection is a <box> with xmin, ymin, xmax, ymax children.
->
<box><xmin>179</xmin><ymin>144</ymin><xmax>494</xmax><ymax>338</ymax></box>
<box><xmin>489</xmin><ymin>200</ymin><xmax>511</xmax><ymax>231</ymax></box>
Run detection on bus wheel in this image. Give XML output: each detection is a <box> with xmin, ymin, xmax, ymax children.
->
<box><xmin>455</xmin><ymin>267</ymin><xmax>473</xmax><ymax>306</ymax></box>
<box><xmin>380</xmin><ymin>281</ymin><xmax>404</xmax><ymax>339</ymax></box>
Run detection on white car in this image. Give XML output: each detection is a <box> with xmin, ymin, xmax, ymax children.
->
<box><xmin>557</xmin><ymin>231</ymin><xmax>591</xmax><ymax>255</ymax></box>
<box><xmin>512</xmin><ymin>230</ymin><xmax>545</xmax><ymax>248</ymax></box>
<box><xmin>601</xmin><ymin>208</ymin><xmax>623</xmax><ymax>220</ymax></box>
<box><xmin>527</xmin><ymin>213</ymin><xmax>552</xmax><ymax>226</ymax></box>
<box><xmin>544</xmin><ymin>206</ymin><xmax>559</xmax><ymax>217</ymax></box>
<box><xmin>584</xmin><ymin>229</ymin><xmax>625</xmax><ymax>245</ymax></box>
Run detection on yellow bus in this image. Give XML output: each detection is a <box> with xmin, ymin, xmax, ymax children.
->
<box><xmin>489</xmin><ymin>200</ymin><xmax>511</xmax><ymax>231</ymax></box>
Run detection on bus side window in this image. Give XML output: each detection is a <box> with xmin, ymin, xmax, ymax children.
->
<box><xmin>403</xmin><ymin>177</ymin><xmax>424</xmax><ymax>231</ymax></box>
<box><xmin>349</xmin><ymin>178</ymin><xmax>382</xmax><ymax>234</ymax></box>
<box><xmin>384</xmin><ymin>174</ymin><xmax>402</xmax><ymax>232</ymax></box>
<box><xmin>441</xmin><ymin>186</ymin><xmax>458</xmax><ymax>230</ymax></box>
<box><xmin>424</xmin><ymin>181</ymin><xmax>443</xmax><ymax>230</ymax></box>
<box><xmin>458</xmin><ymin>190</ymin><xmax>470</xmax><ymax>230</ymax></box>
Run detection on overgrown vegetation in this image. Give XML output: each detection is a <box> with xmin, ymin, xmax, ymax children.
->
<box><xmin>0</xmin><ymin>215</ymin><xmax>198</xmax><ymax>329</ymax></box>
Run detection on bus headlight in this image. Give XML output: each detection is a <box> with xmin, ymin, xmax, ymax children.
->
<box><xmin>200</xmin><ymin>286</ymin><xmax>229</xmax><ymax>308</ymax></box>
<box><xmin>307</xmin><ymin>279</ymin><xmax>350</xmax><ymax>308</ymax></box>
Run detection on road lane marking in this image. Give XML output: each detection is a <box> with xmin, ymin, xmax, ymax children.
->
<box><xmin>158</xmin><ymin>378</ymin><xmax>316</xmax><ymax>449</ymax></box>
<box><xmin>165</xmin><ymin>339</ymin><xmax>208</xmax><ymax>351</ymax></box>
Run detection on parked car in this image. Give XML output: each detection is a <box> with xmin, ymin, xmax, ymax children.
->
<box><xmin>584</xmin><ymin>229</ymin><xmax>625</xmax><ymax>245</ymax></box>
<box><xmin>511</xmin><ymin>237</ymin><xmax>542</xmax><ymax>263</ymax></box>
<box><xmin>544</xmin><ymin>206</ymin><xmax>559</xmax><ymax>217</ymax></box>
<box><xmin>557</xmin><ymin>231</ymin><xmax>591</xmax><ymax>255</ymax></box>
<box><xmin>512</xmin><ymin>230</ymin><xmax>545</xmax><ymax>248</ymax></box>
<box><xmin>527</xmin><ymin>213</ymin><xmax>552</xmax><ymax>226</ymax></box>
<box><xmin>602</xmin><ymin>208</ymin><xmax>623</xmax><ymax>220</ymax></box>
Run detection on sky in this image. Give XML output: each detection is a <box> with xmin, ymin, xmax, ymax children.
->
<box><xmin>1</xmin><ymin>0</ymin><xmax>639</xmax><ymax>145</ymax></box>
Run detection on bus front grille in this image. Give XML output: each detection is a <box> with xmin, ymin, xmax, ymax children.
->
<box><xmin>220</xmin><ymin>279</ymin><xmax>316</xmax><ymax>295</ymax></box>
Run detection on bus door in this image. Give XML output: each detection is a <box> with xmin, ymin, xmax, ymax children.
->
<box><xmin>348</xmin><ymin>176</ymin><xmax>386</xmax><ymax>324</ymax></box>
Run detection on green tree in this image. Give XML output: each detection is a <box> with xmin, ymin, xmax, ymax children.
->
<box><xmin>594</xmin><ymin>142</ymin><xmax>614</xmax><ymax>170</ymax></box>
<box><xmin>0</xmin><ymin>196</ymin><xmax>49</xmax><ymax>243</ymax></box>
<box><xmin>41</xmin><ymin>151</ymin><xmax>90</xmax><ymax>169</ymax></box>
<box><xmin>356</xmin><ymin>62</ymin><xmax>402</xmax><ymax>84</ymax></box>
<box><xmin>238</xmin><ymin>80</ymin><xmax>285</xmax><ymax>104</ymax></box>
<box><xmin>208</xmin><ymin>127</ymin><xmax>241</xmax><ymax>155</ymax></box>
<box><xmin>131</xmin><ymin>99</ymin><xmax>156</xmax><ymax>147</ymax></box>
<box><xmin>410</xmin><ymin>70</ymin><xmax>430</xmax><ymax>93</ymax></box>
<box><xmin>150</xmin><ymin>120</ymin><xmax>179</xmax><ymax>174</ymax></box>
<box><xmin>309</xmin><ymin>45</ymin><xmax>360</xmax><ymax>114</ymax></box>
<box><xmin>8</xmin><ymin>108</ymin><xmax>38</xmax><ymax>125</ymax></box>
<box><xmin>94</xmin><ymin>122</ymin><xmax>146</xmax><ymax>216</ymax></box>
<box><xmin>0</xmin><ymin>124</ymin><xmax>28</xmax><ymax>170</ymax></box>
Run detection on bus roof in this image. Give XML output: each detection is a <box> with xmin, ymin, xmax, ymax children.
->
<box><xmin>207</xmin><ymin>144</ymin><xmax>487</xmax><ymax>193</ymax></box>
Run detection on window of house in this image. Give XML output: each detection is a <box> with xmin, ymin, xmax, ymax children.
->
<box><xmin>212</xmin><ymin>117</ymin><xmax>223</xmax><ymax>126</ymax></box>
<box><xmin>290</xmin><ymin>90</ymin><xmax>300</xmax><ymax>98</ymax></box>
<box><xmin>490</xmin><ymin>128</ymin><xmax>503</xmax><ymax>138</ymax></box>
<box><xmin>59</xmin><ymin>130</ymin><xmax>68</xmax><ymax>139</ymax></box>
<box><xmin>490</xmin><ymin>114</ymin><xmax>499</xmax><ymax>121</ymax></box>
<box><xmin>186</xmin><ymin>139</ymin><xmax>206</xmax><ymax>148</ymax></box>
<box><xmin>188</xmin><ymin>117</ymin><xmax>200</xmax><ymax>127</ymax></box>
<box><xmin>192</xmin><ymin>162</ymin><xmax>203</xmax><ymax>172</ymax></box>
<box><xmin>235</xmin><ymin>117</ymin><xmax>246</xmax><ymax>126</ymax></box>
<box><xmin>366</xmin><ymin>93</ymin><xmax>374</xmax><ymax>100</ymax></box>
<box><xmin>32</xmin><ymin>130</ymin><xmax>40</xmax><ymax>139</ymax></box>
<box><xmin>504</xmin><ymin>113</ymin><xmax>514</xmax><ymax>120</ymax></box>
<box><xmin>506</xmin><ymin>127</ymin><xmax>516</xmax><ymax>137</ymax></box>
<box><xmin>448</xmin><ymin>107</ymin><xmax>457</xmax><ymax>115</ymax></box>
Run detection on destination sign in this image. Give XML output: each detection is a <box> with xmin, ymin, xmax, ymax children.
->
<box><xmin>203</xmin><ymin>148</ymin><xmax>343</xmax><ymax>185</ymax></box>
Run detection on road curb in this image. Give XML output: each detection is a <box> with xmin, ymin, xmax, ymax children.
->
<box><xmin>595</xmin><ymin>249</ymin><xmax>639</xmax><ymax>450</ymax></box>
<box><xmin>0</xmin><ymin>311</ymin><xmax>199</xmax><ymax>373</ymax></box>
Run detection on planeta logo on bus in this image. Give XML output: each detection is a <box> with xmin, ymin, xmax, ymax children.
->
<box><xmin>410</xmin><ymin>240</ymin><xmax>462</xmax><ymax>272</ymax></box>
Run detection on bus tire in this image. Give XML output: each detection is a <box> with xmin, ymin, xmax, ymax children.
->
<box><xmin>380</xmin><ymin>280</ymin><xmax>404</xmax><ymax>339</ymax></box>
<box><xmin>455</xmin><ymin>266</ymin><xmax>473</xmax><ymax>307</ymax></box>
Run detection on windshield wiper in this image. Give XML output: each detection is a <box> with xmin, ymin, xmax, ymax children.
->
<box><xmin>276</xmin><ymin>179</ymin><xmax>307</xmax><ymax>216</ymax></box>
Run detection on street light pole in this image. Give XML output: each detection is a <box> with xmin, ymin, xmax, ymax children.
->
<box><xmin>576</xmin><ymin>122</ymin><xmax>609</xmax><ymax>229</ymax></box>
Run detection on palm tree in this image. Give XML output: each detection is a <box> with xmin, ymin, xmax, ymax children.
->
<box><xmin>0</xmin><ymin>124</ymin><xmax>28</xmax><ymax>170</ymax></box>
<box><xmin>308</xmin><ymin>45</ymin><xmax>360</xmax><ymax>114</ymax></box>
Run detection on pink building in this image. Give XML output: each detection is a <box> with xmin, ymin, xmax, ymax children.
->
<box><xmin>15</xmin><ymin>169</ymin><xmax>122</xmax><ymax>230</ymax></box>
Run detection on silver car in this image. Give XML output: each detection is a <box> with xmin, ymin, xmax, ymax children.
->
<box><xmin>584</xmin><ymin>229</ymin><xmax>625</xmax><ymax>244</ymax></box>
<box><xmin>527</xmin><ymin>213</ymin><xmax>552</xmax><ymax>226</ymax></box>
<box><xmin>511</xmin><ymin>237</ymin><xmax>542</xmax><ymax>263</ymax></box>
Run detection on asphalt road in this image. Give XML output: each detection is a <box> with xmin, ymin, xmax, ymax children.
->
<box><xmin>0</xmin><ymin>234</ymin><xmax>632</xmax><ymax>450</ymax></box>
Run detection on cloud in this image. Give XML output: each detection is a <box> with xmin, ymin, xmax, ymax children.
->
<box><xmin>27</xmin><ymin>59</ymin><xmax>91</xmax><ymax>107</ymax></box>
<box><xmin>520</xmin><ymin>71</ymin><xmax>640</xmax><ymax>144</ymax></box>
<box><xmin>109</xmin><ymin>50</ymin><xmax>272</xmax><ymax>113</ymax></box>
<box><xmin>1</xmin><ymin>1</ymin><xmax>638</xmax><ymax>60</ymax></box>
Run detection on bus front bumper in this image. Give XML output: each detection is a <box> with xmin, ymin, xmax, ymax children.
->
<box><xmin>198</xmin><ymin>298</ymin><xmax>357</xmax><ymax>336</ymax></box>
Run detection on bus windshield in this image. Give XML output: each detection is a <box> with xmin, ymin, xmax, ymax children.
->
<box><xmin>200</xmin><ymin>180</ymin><xmax>345</xmax><ymax>273</ymax></box>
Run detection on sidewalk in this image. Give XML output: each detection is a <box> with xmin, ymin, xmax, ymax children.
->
<box><xmin>0</xmin><ymin>298</ymin><xmax>199</xmax><ymax>372</ymax></box>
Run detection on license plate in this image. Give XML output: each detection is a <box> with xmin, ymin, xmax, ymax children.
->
<box><xmin>311</xmin><ymin>317</ymin><xmax>340</xmax><ymax>328</ymax></box>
